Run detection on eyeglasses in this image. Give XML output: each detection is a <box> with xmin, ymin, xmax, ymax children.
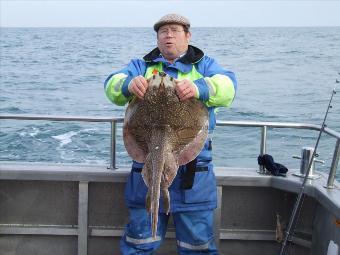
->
<box><xmin>158</xmin><ymin>27</ymin><xmax>185</xmax><ymax>37</ymax></box>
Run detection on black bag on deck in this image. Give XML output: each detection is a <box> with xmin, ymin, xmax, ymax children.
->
<box><xmin>258</xmin><ymin>154</ymin><xmax>288</xmax><ymax>177</ymax></box>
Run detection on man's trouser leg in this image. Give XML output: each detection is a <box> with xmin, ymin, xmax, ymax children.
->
<box><xmin>173</xmin><ymin>209</ymin><xmax>218</xmax><ymax>255</ymax></box>
<box><xmin>120</xmin><ymin>207</ymin><xmax>169</xmax><ymax>255</ymax></box>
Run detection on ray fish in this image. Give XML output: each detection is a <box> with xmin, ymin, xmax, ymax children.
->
<box><xmin>123</xmin><ymin>72</ymin><xmax>209</xmax><ymax>238</ymax></box>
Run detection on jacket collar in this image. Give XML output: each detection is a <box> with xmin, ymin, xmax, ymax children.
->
<box><xmin>143</xmin><ymin>45</ymin><xmax>204</xmax><ymax>64</ymax></box>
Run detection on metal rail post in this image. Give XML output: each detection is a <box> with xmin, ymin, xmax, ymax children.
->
<box><xmin>214</xmin><ymin>186</ymin><xmax>223</xmax><ymax>249</ymax></box>
<box><xmin>78</xmin><ymin>181</ymin><xmax>89</xmax><ymax>255</ymax></box>
<box><xmin>259</xmin><ymin>126</ymin><xmax>267</xmax><ymax>174</ymax></box>
<box><xmin>110</xmin><ymin>121</ymin><xmax>117</xmax><ymax>170</ymax></box>
<box><xmin>326</xmin><ymin>139</ymin><xmax>340</xmax><ymax>188</ymax></box>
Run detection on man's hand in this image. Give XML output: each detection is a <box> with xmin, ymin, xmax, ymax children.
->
<box><xmin>128</xmin><ymin>76</ymin><xmax>148</xmax><ymax>99</ymax></box>
<box><xmin>175</xmin><ymin>79</ymin><xmax>198</xmax><ymax>101</ymax></box>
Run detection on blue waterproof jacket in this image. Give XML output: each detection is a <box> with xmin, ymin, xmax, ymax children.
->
<box><xmin>104</xmin><ymin>45</ymin><xmax>237</xmax><ymax>212</ymax></box>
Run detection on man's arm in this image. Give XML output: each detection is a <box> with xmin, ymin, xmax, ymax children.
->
<box><xmin>104</xmin><ymin>59</ymin><xmax>147</xmax><ymax>106</ymax></box>
<box><xmin>194</xmin><ymin>56</ymin><xmax>237</xmax><ymax>107</ymax></box>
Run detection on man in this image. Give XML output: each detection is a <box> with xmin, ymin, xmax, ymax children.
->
<box><xmin>104</xmin><ymin>14</ymin><xmax>237</xmax><ymax>255</ymax></box>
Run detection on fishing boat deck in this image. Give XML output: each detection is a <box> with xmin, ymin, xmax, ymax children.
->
<box><xmin>0</xmin><ymin>162</ymin><xmax>339</xmax><ymax>255</ymax></box>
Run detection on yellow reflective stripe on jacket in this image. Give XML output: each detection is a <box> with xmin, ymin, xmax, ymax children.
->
<box><xmin>105</xmin><ymin>73</ymin><xmax>131</xmax><ymax>106</ymax></box>
<box><xmin>144</xmin><ymin>62</ymin><xmax>163</xmax><ymax>79</ymax></box>
<box><xmin>204</xmin><ymin>74</ymin><xmax>235</xmax><ymax>107</ymax></box>
<box><xmin>177</xmin><ymin>65</ymin><xmax>203</xmax><ymax>81</ymax></box>
<box><xmin>145</xmin><ymin>64</ymin><xmax>203</xmax><ymax>81</ymax></box>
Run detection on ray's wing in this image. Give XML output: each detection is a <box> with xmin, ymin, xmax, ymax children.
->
<box><xmin>123</xmin><ymin>97</ymin><xmax>151</xmax><ymax>163</ymax></box>
<box><xmin>171</xmin><ymin>99</ymin><xmax>209</xmax><ymax>165</ymax></box>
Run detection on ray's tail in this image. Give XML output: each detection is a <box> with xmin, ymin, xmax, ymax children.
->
<box><xmin>145</xmin><ymin>127</ymin><xmax>168</xmax><ymax>239</ymax></box>
<box><xmin>150</xmin><ymin>166</ymin><xmax>162</xmax><ymax>238</ymax></box>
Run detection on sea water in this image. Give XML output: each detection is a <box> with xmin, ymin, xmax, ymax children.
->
<box><xmin>0</xmin><ymin>27</ymin><xmax>339</xmax><ymax>179</ymax></box>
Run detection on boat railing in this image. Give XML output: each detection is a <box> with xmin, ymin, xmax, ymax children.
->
<box><xmin>0</xmin><ymin>114</ymin><xmax>339</xmax><ymax>188</ymax></box>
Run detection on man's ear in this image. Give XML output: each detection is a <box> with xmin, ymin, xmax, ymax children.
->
<box><xmin>186</xmin><ymin>31</ymin><xmax>192</xmax><ymax>43</ymax></box>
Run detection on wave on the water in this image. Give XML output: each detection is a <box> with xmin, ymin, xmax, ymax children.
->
<box><xmin>52</xmin><ymin>131</ymin><xmax>79</xmax><ymax>148</ymax></box>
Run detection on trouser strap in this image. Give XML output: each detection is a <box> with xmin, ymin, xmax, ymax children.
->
<box><xmin>131</xmin><ymin>165</ymin><xmax>208</xmax><ymax>174</ymax></box>
<box><xmin>131</xmin><ymin>159</ymin><xmax>208</xmax><ymax>190</ymax></box>
<box><xmin>180</xmin><ymin>158</ymin><xmax>197</xmax><ymax>190</ymax></box>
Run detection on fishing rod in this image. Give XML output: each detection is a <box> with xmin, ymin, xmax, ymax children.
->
<box><xmin>279</xmin><ymin>74</ymin><xmax>339</xmax><ymax>255</ymax></box>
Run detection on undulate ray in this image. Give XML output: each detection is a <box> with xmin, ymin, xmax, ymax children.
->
<box><xmin>123</xmin><ymin>72</ymin><xmax>209</xmax><ymax>238</ymax></box>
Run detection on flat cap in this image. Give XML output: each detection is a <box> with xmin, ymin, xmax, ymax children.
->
<box><xmin>154</xmin><ymin>14</ymin><xmax>190</xmax><ymax>32</ymax></box>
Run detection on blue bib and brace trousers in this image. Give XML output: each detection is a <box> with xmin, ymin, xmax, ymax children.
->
<box><xmin>104</xmin><ymin>45</ymin><xmax>237</xmax><ymax>254</ymax></box>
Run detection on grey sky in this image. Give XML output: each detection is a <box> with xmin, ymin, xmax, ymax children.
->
<box><xmin>1</xmin><ymin>1</ymin><xmax>340</xmax><ymax>27</ymax></box>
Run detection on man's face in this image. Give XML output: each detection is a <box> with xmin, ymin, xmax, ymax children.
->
<box><xmin>157</xmin><ymin>24</ymin><xmax>191</xmax><ymax>62</ymax></box>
